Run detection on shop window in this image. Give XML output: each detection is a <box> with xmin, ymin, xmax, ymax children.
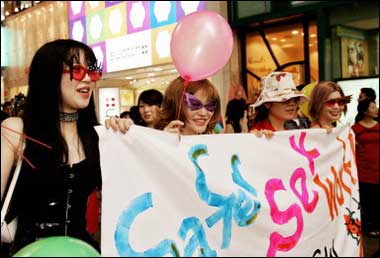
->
<box><xmin>309</xmin><ymin>23</ymin><xmax>319</xmax><ymax>82</ymax></box>
<box><xmin>341</xmin><ymin>37</ymin><xmax>368</xmax><ymax>78</ymax></box>
<box><xmin>120</xmin><ymin>88</ymin><xmax>134</xmax><ymax>107</ymax></box>
<box><xmin>247</xmin><ymin>73</ymin><xmax>261</xmax><ymax>104</ymax></box>
<box><xmin>236</xmin><ymin>1</ymin><xmax>271</xmax><ymax>19</ymax></box>
<box><xmin>246</xmin><ymin>31</ymin><xmax>277</xmax><ymax>78</ymax></box>
<box><xmin>269</xmin><ymin>23</ymin><xmax>304</xmax><ymax>65</ymax></box>
<box><xmin>283</xmin><ymin>64</ymin><xmax>305</xmax><ymax>86</ymax></box>
<box><xmin>244</xmin><ymin>21</ymin><xmax>319</xmax><ymax>103</ymax></box>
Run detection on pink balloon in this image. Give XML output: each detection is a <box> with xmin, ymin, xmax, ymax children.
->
<box><xmin>170</xmin><ymin>10</ymin><xmax>233</xmax><ymax>82</ymax></box>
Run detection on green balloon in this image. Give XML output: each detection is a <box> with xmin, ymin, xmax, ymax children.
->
<box><xmin>13</xmin><ymin>236</ymin><xmax>101</xmax><ymax>257</ymax></box>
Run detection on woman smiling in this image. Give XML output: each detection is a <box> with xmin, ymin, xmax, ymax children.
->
<box><xmin>308</xmin><ymin>81</ymin><xmax>351</xmax><ymax>129</ymax></box>
<box><xmin>155</xmin><ymin>76</ymin><xmax>221</xmax><ymax>135</ymax></box>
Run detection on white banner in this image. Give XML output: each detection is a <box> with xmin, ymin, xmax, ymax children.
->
<box><xmin>96</xmin><ymin>125</ymin><xmax>362</xmax><ymax>257</ymax></box>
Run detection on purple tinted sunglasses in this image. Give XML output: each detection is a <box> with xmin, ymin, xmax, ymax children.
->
<box><xmin>184</xmin><ymin>92</ymin><xmax>218</xmax><ymax>112</ymax></box>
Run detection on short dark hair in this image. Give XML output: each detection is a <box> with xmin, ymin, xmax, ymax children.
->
<box><xmin>3</xmin><ymin>101</ymin><xmax>12</xmax><ymax>109</ymax></box>
<box><xmin>129</xmin><ymin>105</ymin><xmax>143</xmax><ymax>125</ymax></box>
<box><xmin>137</xmin><ymin>89</ymin><xmax>163</xmax><ymax>106</ymax></box>
<box><xmin>225</xmin><ymin>99</ymin><xmax>246</xmax><ymax>133</ymax></box>
<box><xmin>120</xmin><ymin>111</ymin><xmax>130</xmax><ymax>119</ymax></box>
<box><xmin>355</xmin><ymin>98</ymin><xmax>376</xmax><ymax>123</ymax></box>
<box><xmin>360</xmin><ymin>88</ymin><xmax>376</xmax><ymax>102</ymax></box>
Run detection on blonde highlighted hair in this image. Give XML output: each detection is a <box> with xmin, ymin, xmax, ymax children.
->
<box><xmin>155</xmin><ymin>76</ymin><xmax>221</xmax><ymax>134</ymax></box>
<box><xmin>308</xmin><ymin>81</ymin><xmax>348</xmax><ymax>120</ymax></box>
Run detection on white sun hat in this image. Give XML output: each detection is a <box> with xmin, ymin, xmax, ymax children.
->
<box><xmin>250</xmin><ymin>71</ymin><xmax>309</xmax><ymax>109</ymax></box>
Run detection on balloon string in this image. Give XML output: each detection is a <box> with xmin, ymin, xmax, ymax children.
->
<box><xmin>176</xmin><ymin>79</ymin><xmax>189</xmax><ymax>121</ymax></box>
<box><xmin>1</xmin><ymin>133</ymin><xmax>35</xmax><ymax>169</ymax></box>
<box><xmin>1</xmin><ymin>125</ymin><xmax>53</xmax><ymax>149</ymax></box>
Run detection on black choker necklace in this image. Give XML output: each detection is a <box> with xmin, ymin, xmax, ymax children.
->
<box><xmin>59</xmin><ymin>112</ymin><xmax>79</xmax><ymax>122</ymax></box>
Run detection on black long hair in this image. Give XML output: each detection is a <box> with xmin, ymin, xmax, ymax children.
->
<box><xmin>252</xmin><ymin>105</ymin><xmax>270</xmax><ymax>126</ymax></box>
<box><xmin>355</xmin><ymin>99</ymin><xmax>375</xmax><ymax>123</ymax></box>
<box><xmin>360</xmin><ymin>88</ymin><xmax>376</xmax><ymax>101</ymax></box>
<box><xmin>225</xmin><ymin>99</ymin><xmax>246</xmax><ymax>133</ymax></box>
<box><xmin>23</xmin><ymin>39</ymin><xmax>100</xmax><ymax>170</ymax></box>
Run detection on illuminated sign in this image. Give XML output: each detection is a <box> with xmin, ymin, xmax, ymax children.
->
<box><xmin>68</xmin><ymin>1</ymin><xmax>206</xmax><ymax>73</ymax></box>
<box><xmin>98</xmin><ymin>87</ymin><xmax>120</xmax><ymax>124</ymax></box>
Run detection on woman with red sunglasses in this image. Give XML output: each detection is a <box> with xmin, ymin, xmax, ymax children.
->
<box><xmin>308</xmin><ymin>81</ymin><xmax>351</xmax><ymax>130</ymax></box>
<box><xmin>1</xmin><ymin>39</ymin><xmax>106</xmax><ymax>254</ymax></box>
<box><xmin>154</xmin><ymin>76</ymin><xmax>221</xmax><ymax>135</ymax></box>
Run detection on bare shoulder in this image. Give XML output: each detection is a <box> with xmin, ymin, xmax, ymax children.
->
<box><xmin>1</xmin><ymin>117</ymin><xmax>24</xmax><ymax>145</ymax></box>
<box><xmin>2</xmin><ymin>116</ymin><xmax>24</xmax><ymax>132</ymax></box>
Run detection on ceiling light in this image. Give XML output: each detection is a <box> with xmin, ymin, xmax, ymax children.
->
<box><xmin>291</xmin><ymin>30</ymin><xmax>299</xmax><ymax>35</ymax></box>
<box><xmin>282</xmin><ymin>43</ymin><xmax>295</xmax><ymax>48</ymax></box>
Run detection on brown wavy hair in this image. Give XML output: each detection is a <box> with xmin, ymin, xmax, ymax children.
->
<box><xmin>154</xmin><ymin>76</ymin><xmax>221</xmax><ymax>134</ymax></box>
<box><xmin>308</xmin><ymin>81</ymin><xmax>348</xmax><ymax>121</ymax></box>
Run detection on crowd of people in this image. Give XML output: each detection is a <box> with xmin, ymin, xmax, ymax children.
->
<box><xmin>0</xmin><ymin>94</ymin><xmax>27</xmax><ymax>124</ymax></box>
<box><xmin>1</xmin><ymin>39</ymin><xmax>378</xmax><ymax>256</ymax></box>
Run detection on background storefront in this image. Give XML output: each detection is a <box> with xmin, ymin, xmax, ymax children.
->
<box><xmin>2</xmin><ymin>1</ymin><xmax>68</xmax><ymax>102</ymax></box>
<box><xmin>1</xmin><ymin>1</ymin><xmax>232</xmax><ymax>122</ymax></box>
<box><xmin>228</xmin><ymin>1</ymin><xmax>379</xmax><ymax>104</ymax></box>
<box><xmin>66</xmin><ymin>1</ymin><xmax>208</xmax><ymax>121</ymax></box>
<box><xmin>3</xmin><ymin>1</ymin><xmax>377</xmax><ymax>120</ymax></box>
<box><xmin>66</xmin><ymin>1</ymin><xmax>235</xmax><ymax>121</ymax></box>
<box><xmin>242</xmin><ymin>17</ymin><xmax>319</xmax><ymax>103</ymax></box>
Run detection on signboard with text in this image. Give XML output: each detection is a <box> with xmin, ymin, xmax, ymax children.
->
<box><xmin>68</xmin><ymin>1</ymin><xmax>206</xmax><ymax>72</ymax></box>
